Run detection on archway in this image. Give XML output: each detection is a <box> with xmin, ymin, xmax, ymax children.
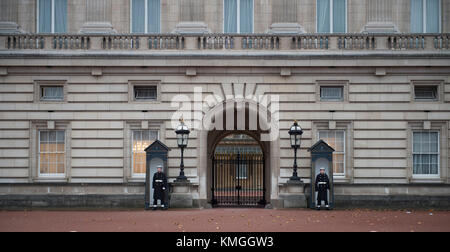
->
<box><xmin>199</xmin><ymin>99</ymin><xmax>277</xmax><ymax>208</ymax></box>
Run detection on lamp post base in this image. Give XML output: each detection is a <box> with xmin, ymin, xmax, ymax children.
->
<box><xmin>289</xmin><ymin>176</ymin><xmax>302</xmax><ymax>182</ymax></box>
<box><xmin>175</xmin><ymin>175</ymin><xmax>188</xmax><ymax>183</ymax></box>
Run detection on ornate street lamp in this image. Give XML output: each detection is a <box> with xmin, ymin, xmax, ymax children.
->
<box><xmin>288</xmin><ymin>120</ymin><xmax>303</xmax><ymax>181</ymax></box>
<box><xmin>175</xmin><ymin>117</ymin><xmax>190</xmax><ymax>182</ymax></box>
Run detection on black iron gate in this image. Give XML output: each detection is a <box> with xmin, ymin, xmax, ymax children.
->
<box><xmin>212</xmin><ymin>153</ymin><xmax>266</xmax><ymax>207</ymax></box>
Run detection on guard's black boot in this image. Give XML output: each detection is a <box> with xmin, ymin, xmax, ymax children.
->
<box><xmin>316</xmin><ymin>206</ymin><xmax>321</xmax><ymax>211</ymax></box>
<box><xmin>326</xmin><ymin>205</ymin><xmax>330</xmax><ymax>210</ymax></box>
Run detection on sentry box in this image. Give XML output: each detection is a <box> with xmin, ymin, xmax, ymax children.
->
<box><xmin>144</xmin><ymin>140</ymin><xmax>170</xmax><ymax>210</ymax></box>
<box><xmin>308</xmin><ymin>140</ymin><xmax>335</xmax><ymax>210</ymax></box>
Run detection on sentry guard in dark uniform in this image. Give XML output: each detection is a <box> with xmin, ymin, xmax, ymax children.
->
<box><xmin>315</xmin><ymin>167</ymin><xmax>330</xmax><ymax>210</ymax></box>
<box><xmin>152</xmin><ymin>165</ymin><xmax>168</xmax><ymax>210</ymax></box>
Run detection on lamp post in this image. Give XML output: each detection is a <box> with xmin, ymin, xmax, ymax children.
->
<box><xmin>175</xmin><ymin>118</ymin><xmax>190</xmax><ymax>182</ymax></box>
<box><xmin>288</xmin><ymin>120</ymin><xmax>303</xmax><ymax>181</ymax></box>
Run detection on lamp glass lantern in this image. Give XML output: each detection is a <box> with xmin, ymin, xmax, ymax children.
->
<box><xmin>289</xmin><ymin>121</ymin><xmax>303</xmax><ymax>148</ymax></box>
<box><xmin>176</xmin><ymin>123</ymin><xmax>189</xmax><ymax>147</ymax></box>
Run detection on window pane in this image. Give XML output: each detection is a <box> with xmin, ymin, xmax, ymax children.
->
<box><xmin>40</xmin><ymin>153</ymin><xmax>48</xmax><ymax>174</ymax></box>
<box><xmin>54</xmin><ymin>0</ymin><xmax>67</xmax><ymax>33</ymax></box>
<box><xmin>335</xmin><ymin>131</ymin><xmax>344</xmax><ymax>151</ymax></box>
<box><xmin>426</xmin><ymin>0</ymin><xmax>440</xmax><ymax>33</ymax></box>
<box><xmin>415</xmin><ymin>86</ymin><xmax>437</xmax><ymax>100</ymax></box>
<box><xmin>333</xmin><ymin>153</ymin><xmax>344</xmax><ymax>174</ymax></box>
<box><xmin>38</xmin><ymin>0</ymin><xmax>52</xmax><ymax>33</ymax></box>
<box><xmin>224</xmin><ymin>0</ymin><xmax>238</xmax><ymax>33</ymax></box>
<box><xmin>134</xmin><ymin>86</ymin><xmax>157</xmax><ymax>100</ymax></box>
<box><xmin>317</xmin><ymin>0</ymin><xmax>331</xmax><ymax>33</ymax></box>
<box><xmin>321</xmin><ymin>86</ymin><xmax>343</xmax><ymax>100</ymax></box>
<box><xmin>40</xmin><ymin>131</ymin><xmax>48</xmax><ymax>142</ymax></box>
<box><xmin>148</xmin><ymin>0</ymin><xmax>161</xmax><ymax>33</ymax></box>
<box><xmin>41</xmin><ymin>86</ymin><xmax>64</xmax><ymax>100</ymax></box>
<box><xmin>132</xmin><ymin>0</ymin><xmax>146</xmax><ymax>33</ymax></box>
<box><xmin>430</xmin><ymin>132</ymin><xmax>438</xmax><ymax>153</ymax></box>
<box><xmin>333</xmin><ymin>0</ymin><xmax>346</xmax><ymax>33</ymax></box>
<box><xmin>411</xmin><ymin>0</ymin><xmax>424</xmax><ymax>32</ymax></box>
<box><xmin>413</xmin><ymin>132</ymin><xmax>421</xmax><ymax>152</ymax></box>
<box><xmin>240</xmin><ymin>0</ymin><xmax>253</xmax><ymax>33</ymax></box>
<box><xmin>56</xmin><ymin>130</ymin><xmax>65</xmax><ymax>143</ymax></box>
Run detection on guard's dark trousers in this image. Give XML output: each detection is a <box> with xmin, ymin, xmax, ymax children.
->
<box><xmin>152</xmin><ymin>172</ymin><xmax>168</xmax><ymax>207</ymax></box>
<box><xmin>317</xmin><ymin>189</ymin><xmax>328</xmax><ymax>206</ymax></box>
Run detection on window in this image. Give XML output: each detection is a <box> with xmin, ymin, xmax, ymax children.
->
<box><xmin>414</xmin><ymin>85</ymin><xmax>438</xmax><ymax>100</ymax></box>
<box><xmin>317</xmin><ymin>0</ymin><xmax>346</xmax><ymax>33</ymax></box>
<box><xmin>413</xmin><ymin>132</ymin><xmax>439</xmax><ymax>177</ymax></box>
<box><xmin>318</xmin><ymin>130</ymin><xmax>345</xmax><ymax>176</ymax></box>
<box><xmin>320</xmin><ymin>86</ymin><xmax>343</xmax><ymax>101</ymax></box>
<box><xmin>131</xmin><ymin>0</ymin><xmax>161</xmax><ymax>33</ymax></box>
<box><xmin>411</xmin><ymin>0</ymin><xmax>441</xmax><ymax>33</ymax></box>
<box><xmin>37</xmin><ymin>0</ymin><xmax>67</xmax><ymax>33</ymax></box>
<box><xmin>40</xmin><ymin>86</ymin><xmax>64</xmax><ymax>101</ymax></box>
<box><xmin>132</xmin><ymin>130</ymin><xmax>159</xmax><ymax>176</ymax></box>
<box><xmin>39</xmin><ymin>130</ymin><xmax>65</xmax><ymax>176</ymax></box>
<box><xmin>134</xmin><ymin>86</ymin><xmax>157</xmax><ymax>100</ymax></box>
<box><xmin>224</xmin><ymin>0</ymin><xmax>254</xmax><ymax>33</ymax></box>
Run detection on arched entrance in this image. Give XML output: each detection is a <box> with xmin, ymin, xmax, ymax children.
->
<box><xmin>200</xmin><ymin>99</ymin><xmax>276</xmax><ymax>208</ymax></box>
<box><xmin>210</xmin><ymin>132</ymin><xmax>266</xmax><ymax>207</ymax></box>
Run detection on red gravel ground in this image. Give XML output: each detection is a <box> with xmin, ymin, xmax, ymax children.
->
<box><xmin>0</xmin><ymin>208</ymin><xmax>449</xmax><ymax>232</ymax></box>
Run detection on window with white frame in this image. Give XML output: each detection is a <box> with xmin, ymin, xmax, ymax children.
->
<box><xmin>317</xmin><ymin>0</ymin><xmax>346</xmax><ymax>33</ymax></box>
<box><xmin>413</xmin><ymin>132</ymin><xmax>440</xmax><ymax>177</ymax></box>
<box><xmin>132</xmin><ymin>130</ymin><xmax>159</xmax><ymax>176</ymax></box>
<box><xmin>40</xmin><ymin>86</ymin><xmax>64</xmax><ymax>101</ymax></box>
<box><xmin>131</xmin><ymin>0</ymin><xmax>161</xmax><ymax>33</ymax></box>
<box><xmin>39</xmin><ymin>130</ymin><xmax>65</xmax><ymax>176</ymax></box>
<box><xmin>37</xmin><ymin>0</ymin><xmax>67</xmax><ymax>33</ymax></box>
<box><xmin>318</xmin><ymin>130</ymin><xmax>345</xmax><ymax>176</ymax></box>
<box><xmin>411</xmin><ymin>0</ymin><xmax>441</xmax><ymax>33</ymax></box>
<box><xmin>224</xmin><ymin>0</ymin><xmax>254</xmax><ymax>33</ymax></box>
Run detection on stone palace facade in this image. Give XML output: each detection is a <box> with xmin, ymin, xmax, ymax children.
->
<box><xmin>0</xmin><ymin>0</ymin><xmax>449</xmax><ymax>208</ymax></box>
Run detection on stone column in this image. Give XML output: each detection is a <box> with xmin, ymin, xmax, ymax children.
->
<box><xmin>80</xmin><ymin>0</ymin><xmax>116</xmax><ymax>33</ymax></box>
<box><xmin>362</xmin><ymin>0</ymin><xmax>399</xmax><ymax>33</ymax></box>
<box><xmin>0</xmin><ymin>0</ymin><xmax>22</xmax><ymax>33</ymax></box>
<box><xmin>269</xmin><ymin>0</ymin><xmax>305</xmax><ymax>34</ymax></box>
<box><xmin>174</xmin><ymin>0</ymin><xmax>209</xmax><ymax>34</ymax></box>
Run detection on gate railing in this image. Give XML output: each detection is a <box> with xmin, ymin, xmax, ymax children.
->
<box><xmin>212</xmin><ymin>153</ymin><xmax>265</xmax><ymax>207</ymax></box>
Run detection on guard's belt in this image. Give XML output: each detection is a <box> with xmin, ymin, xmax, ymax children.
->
<box><xmin>318</xmin><ymin>182</ymin><xmax>327</xmax><ymax>185</ymax></box>
<box><xmin>155</xmin><ymin>180</ymin><xmax>163</xmax><ymax>182</ymax></box>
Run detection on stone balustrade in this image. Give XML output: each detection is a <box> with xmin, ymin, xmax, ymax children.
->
<box><xmin>0</xmin><ymin>33</ymin><xmax>448</xmax><ymax>52</ymax></box>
